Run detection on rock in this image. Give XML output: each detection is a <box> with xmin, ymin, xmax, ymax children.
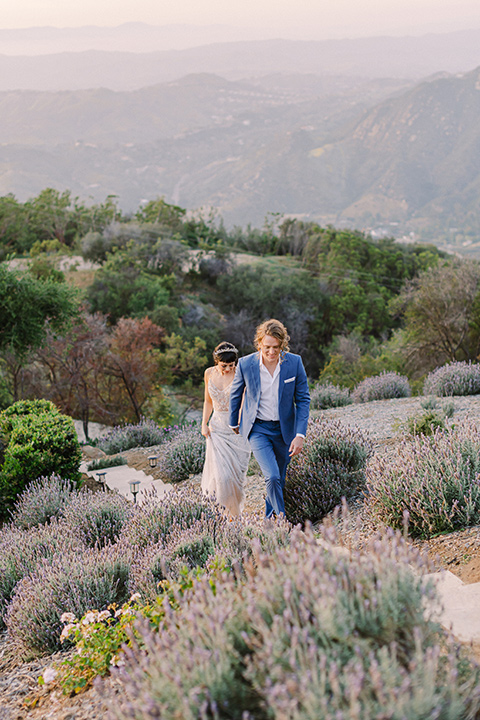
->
<box><xmin>81</xmin><ymin>445</ymin><xmax>106</xmax><ymax>460</ymax></box>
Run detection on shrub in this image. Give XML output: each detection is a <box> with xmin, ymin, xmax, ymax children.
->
<box><xmin>423</xmin><ymin>360</ymin><xmax>480</xmax><ymax>397</ymax></box>
<box><xmin>0</xmin><ymin>399</ymin><xmax>59</xmax><ymax>436</ymax></box>
<box><xmin>366</xmin><ymin>421</ymin><xmax>480</xmax><ymax>538</ymax></box>
<box><xmin>86</xmin><ymin>456</ymin><xmax>127</xmax><ymax>471</ymax></box>
<box><xmin>62</xmin><ymin>490</ymin><xmax>133</xmax><ymax>548</ymax></box>
<box><xmin>352</xmin><ymin>371</ymin><xmax>411</xmax><ymax>403</ymax></box>
<box><xmin>55</xmin><ymin>596</ymin><xmax>141</xmax><ymax>696</ymax></box>
<box><xmin>157</xmin><ymin>424</ymin><xmax>205</xmax><ymax>482</ymax></box>
<box><xmin>0</xmin><ymin>400</ymin><xmax>82</xmax><ymax>519</ymax></box>
<box><xmin>10</xmin><ymin>474</ymin><xmax>78</xmax><ymax>530</ymax></box>
<box><xmin>0</xmin><ymin>521</ymin><xmax>82</xmax><ymax>628</ymax></box>
<box><xmin>96</xmin><ymin>418</ymin><xmax>177</xmax><ymax>455</ymax></box>
<box><xmin>404</xmin><ymin>409</ymin><xmax>447</xmax><ymax>437</ymax></box>
<box><xmin>121</xmin><ymin>487</ymin><xmax>221</xmax><ymax>550</ymax></box>
<box><xmin>310</xmin><ymin>381</ymin><xmax>352</xmax><ymax>410</ymax></box>
<box><xmin>130</xmin><ymin>515</ymin><xmax>260</xmax><ymax>600</ymax></box>
<box><xmin>109</xmin><ymin>526</ymin><xmax>480</xmax><ymax>720</ymax></box>
<box><xmin>5</xmin><ymin>545</ymin><xmax>131</xmax><ymax>658</ymax></box>
<box><xmin>284</xmin><ymin>417</ymin><xmax>372</xmax><ymax>525</ymax></box>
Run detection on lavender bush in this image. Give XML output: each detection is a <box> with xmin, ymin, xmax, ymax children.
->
<box><xmin>130</xmin><ymin>514</ymin><xmax>271</xmax><ymax>600</ymax></box>
<box><xmin>109</xmin><ymin>526</ymin><xmax>480</xmax><ymax>720</ymax></box>
<box><xmin>366</xmin><ymin>421</ymin><xmax>480</xmax><ymax>538</ymax></box>
<box><xmin>62</xmin><ymin>490</ymin><xmax>133</xmax><ymax>548</ymax></box>
<box><xmin>96</xmin><ymin>418</ymin><xmax>177</xmax><ymax>455</ymax></box>
<box><xmin>0</xmin><ymin>521</ymin><xmax>82</xmax><ymax>628</ymax></box>
<box><xmin>310</xmin><ymin>381</ymin><xmax>352</xmax><ymax>410</ymax></box>
<box><xmin>157</xmin><ymin>424</ymin><xmax>205</xmax><ymax>482</ymax></box>
<box><xmin>284</xmin><ymin>417</ymin><xmax>373</xmax><ymax>525</ymax></box>
<box><xmin>352</xmin><ymin>371</ymin><xmax>411</xmax><ymax>403</ymax></box>
<box><xmin>130</xmin><ymin>522</ymin><xmax>218</xmax><ymax>600</ymax></box>
<box><xmin>6</xmin><ymin>545</ymin><xmax>131</xmax><ymax>658</ymax></box>
<box><xmin>10</xmin><ymin>474</ymin><xmax>78</xmax><ymax>529</ymax></box>
<box><xmin>120</xmin><ymin>487</ymin><xmax>220</xmax><ymax>549</ymax></box>
<box><xmin>423</xmin><ymin>360</ymin><xmax>480</xmax><ymax>396</ymax></box>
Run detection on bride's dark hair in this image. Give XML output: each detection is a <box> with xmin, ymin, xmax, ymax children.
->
<box><xmin>213</xmin><ymin>341</ymin><xmax>238</xmax><ymax>365</ymax></box>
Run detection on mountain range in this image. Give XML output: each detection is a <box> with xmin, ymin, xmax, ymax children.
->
<box><xmin>1</xmin><ymin>29</ymin><xmax>480</xmax><ymax>92</ymax></box>
<box><xmin>1</xmin><ymin>26</ymin><xmax>480</xmax><ymax>253</ymax></box>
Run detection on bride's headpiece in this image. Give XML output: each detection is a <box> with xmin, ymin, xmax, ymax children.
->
<box><xmin>213</xmin><ymin>342</ymin><xmax>238</xmax><ymax>357</ymax></box>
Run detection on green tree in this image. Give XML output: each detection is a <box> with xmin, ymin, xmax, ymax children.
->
<box><xmin>157</xmin><ymin>334</ymin><xmax>208</xmax><ymax>386</ymax></box>
<box><xmin>391</xmin><ymin>259</ymin><xmax>480</xmax><ymax>375</ymax></box>
<box><xmin>0</xmin><ymin>194</ymin><xmax>34</xmax><ymax>259</ymax></box>
<box><xmin>135</xmin><ymin>197</ymin><xmax>186</xmax><ymax>232</ymax></box>
<box><xmin>85</xmin><ymin>252</ymin><xmax>172</xmax><ymax>324</ymax></box>
<box><xmin>0</xmin><ymin>263</ymin><xmax>78</xmax><ymax>359</ymax></box>
<box><xmin>24</xmin><ymin>188</ymin><xmax>89</xmax><ymax>247</ymax></box>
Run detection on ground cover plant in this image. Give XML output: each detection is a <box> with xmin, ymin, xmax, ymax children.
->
<box><xmin>423</xmin><ymin>360</ymin><xmax>480</xmax><ymax>396</ymax></box>
<box><xmin>352</xmin><ymin>371</ymin><xmax>411</xmax><ymax>403</ymax></box>
<box><xmin>366</xmin><ymin>420</ymin><xmax>480</xmax><ymax>538</ymax></box>
<box><xmin>284</xmin><ymin>417</ymin><xmax>372</xmax><ymax>525</ymax></box>
<box><xmin>104</xmin><ymin>526</ymin><xmax>480</xmax><ymax>720</ymax></box>
<box><xmin>309</xmin><ymin>381</ymin><xmax>352</xmax><ymax>410</ymax></box>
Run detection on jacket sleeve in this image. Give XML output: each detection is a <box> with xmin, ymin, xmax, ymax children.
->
<box><xmin>294</xmin><ymin>356</ymin><xmax>310</xmax><ymax>437</ymax></box>
<box><xmin>228</xmin><ymin>359</ymin><xmax>246</xmax><ymax>428</ymax></box>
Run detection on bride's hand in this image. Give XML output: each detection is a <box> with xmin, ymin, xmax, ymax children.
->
<box><xmin>201</xmin><ymin>423</ymin><xmax>211</xmax><ymax>438</ymax></box>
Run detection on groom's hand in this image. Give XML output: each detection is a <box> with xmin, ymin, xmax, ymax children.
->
<box><xmin>289</xmin><ymin>435</ymin><xmax>304</xmax><ymax>457</ymax></box>
<box><xmin>231</xmin><ymin>426</ymin><xmax>240</xmax><ymax>435</ymax></box>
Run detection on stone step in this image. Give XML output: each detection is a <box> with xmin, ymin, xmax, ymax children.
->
<box><xmin>425</xmin><ymin>570</ymin><xmax>480</xmax><ymax>644</ymax></box>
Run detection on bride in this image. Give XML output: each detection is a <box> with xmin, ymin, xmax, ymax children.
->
<box><xmin>201</xmin><ymin>341</ymin><xmax>250</xmax><ymax>517</ymax></box>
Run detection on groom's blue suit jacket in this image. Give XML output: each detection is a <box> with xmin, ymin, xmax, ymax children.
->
<box><xmin>228</xmin><ymin>351</ymin><xmax>310</xmax><ymax>445</ymax></box>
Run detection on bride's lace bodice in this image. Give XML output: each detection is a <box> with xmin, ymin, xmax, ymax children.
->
<box><xmin>208</xmin><ymin>377</ymin><xmax>232</xmax><ymax>413</ymax></box>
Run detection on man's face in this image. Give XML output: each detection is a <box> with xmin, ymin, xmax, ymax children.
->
<box><xmin>260</xmin><ymin>334</ymin><xmax>282</xmax><ymax>364</ymax></box>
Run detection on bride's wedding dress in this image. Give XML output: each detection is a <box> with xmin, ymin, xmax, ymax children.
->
<box><xmin>201</xmin><ymin>375</ymin><xmax>250</xmax><ymax>516</ymax></box>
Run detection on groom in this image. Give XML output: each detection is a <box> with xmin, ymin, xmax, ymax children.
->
<box><xmin>229</xmin><ymin>318</ymin><xmax>310</xmax><ymax>518</ymax></box>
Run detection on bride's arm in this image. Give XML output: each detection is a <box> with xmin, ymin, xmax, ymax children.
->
<box><xmin>201</xmin><ymin>368</ymin><xmax>214</xmax><ymax>438</ymax></box>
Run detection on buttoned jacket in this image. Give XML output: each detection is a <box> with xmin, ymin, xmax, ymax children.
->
<box><xmin>228</xmin><ymin>351</ymin><xmax>310</xmax><ymax>445</ymax></box>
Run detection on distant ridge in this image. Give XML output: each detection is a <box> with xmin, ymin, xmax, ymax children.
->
<box><xmin>0</xmin><ymin>22</ymin><xmax>273</xmax><ymax>55</ymax></box>
<box><xmin>0</xmin><ymin>29</ymin><xmax>480</xmax><ymax>91</ymax></box>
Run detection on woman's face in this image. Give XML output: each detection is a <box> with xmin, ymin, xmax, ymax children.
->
<box><xmin>217</xmin><ymin>361</ymin><xmax>236</xmax><ymax>376</ymax></box>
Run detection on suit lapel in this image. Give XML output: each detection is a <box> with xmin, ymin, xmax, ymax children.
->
<box><xmin>249</xmin><ymin>352</ymin><xmax>261</xmax><ymax>400</ymax></box>
<box><xmin>278</xmin><ymin>353</ymin><xmax>291</xmax><ymax>402</ymax></box>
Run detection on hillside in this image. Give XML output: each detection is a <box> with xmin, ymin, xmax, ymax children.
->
<box><xmin>1</xmin><ymin>68</ymin><xmax>480</xmax><ymax>250</ymax></box>
<box><xmin>0</xmin><ymin>72</ymin><xmax>411</xmax><ymax>221</ymax></box>
<box><xmin>309</xmin><ymin>66</ymin><xmax>480</xmax><ymax>250</ymax></box>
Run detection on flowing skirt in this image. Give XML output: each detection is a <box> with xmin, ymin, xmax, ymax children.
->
<box><xmin>201</xmin><ymin>410</ymin><xmax>250</xmax><ymax>516</ymax></box>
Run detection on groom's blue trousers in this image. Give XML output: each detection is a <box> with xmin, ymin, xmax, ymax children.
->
<box><xmin>248</xmin><ymin>419</ymin><xmax>290</xmax><ymax>518</ymax></box>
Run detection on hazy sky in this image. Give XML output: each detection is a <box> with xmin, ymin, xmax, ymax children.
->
<box><xmin>2</xmin><ymin>0</ymin><xmax>480</xmax><ymax>39</ymax></box>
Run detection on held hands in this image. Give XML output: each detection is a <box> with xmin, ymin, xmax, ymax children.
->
<box><xmin>289</xmin><ymin>435</ymin><xmax>304</xmax><ymax>457</ymax></box>
<box><xmin>232</xmin><ymin>426</ymin><xmax>240</xmax><ymax>435</ymax></box>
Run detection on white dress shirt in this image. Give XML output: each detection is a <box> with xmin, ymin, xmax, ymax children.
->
<box><xmin>256</xmin><ymin>353</ymin><xmax>280</xmax><ymax>421</ymax></box>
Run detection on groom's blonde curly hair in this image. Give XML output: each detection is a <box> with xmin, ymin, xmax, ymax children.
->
<box><xmin>254</xmin><ymin>319</ymin><xmax>290</xmax><ymax>352</ymax></box>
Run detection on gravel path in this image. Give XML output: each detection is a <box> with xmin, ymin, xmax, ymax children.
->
<box><xmin>3</xmin><ymin>394</ymin><xmax>480</xmax><ymax>719</ymax></box>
